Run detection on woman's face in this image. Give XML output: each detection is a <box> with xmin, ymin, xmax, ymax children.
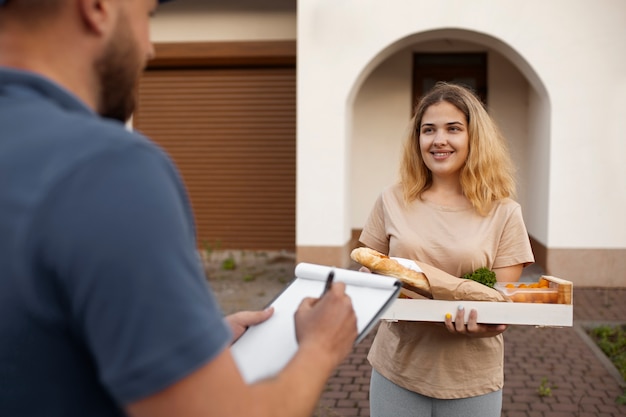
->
<box><xmin>418</xmin><ymin>101</ymin><xmax>469</xmax><ymax>181</ymax></box>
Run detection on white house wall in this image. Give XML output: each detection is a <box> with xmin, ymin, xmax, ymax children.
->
<box><xmin>350</xmin><ymin>49</ymin><xmax>411</xmax><ymax>227</ymax></box>
<box><xmin>525</xmin><ymin>87</ymin><xmax>551</xmax><ymax>245</ymax></box>
<box><xmin>297</xmin><ymin>0</ymin><xmax>626</xmax><ymax>284</ymax></box>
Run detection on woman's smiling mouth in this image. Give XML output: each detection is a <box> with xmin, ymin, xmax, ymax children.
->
<box><xmin>431</xmin><ymin>151</ymin><xmax>454</xmax><ymax>160</ymax></box>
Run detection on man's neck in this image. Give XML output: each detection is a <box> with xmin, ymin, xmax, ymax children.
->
<box><xmin>0</xmin><ymin>23</ymin><xmax>99</xmax><ymax>113</ymax></box>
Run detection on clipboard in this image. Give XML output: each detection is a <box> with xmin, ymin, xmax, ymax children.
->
<box><xmin>230</xmin><ymin>262</ymin><xmax>401</xmax><ymax>383</ymax></box>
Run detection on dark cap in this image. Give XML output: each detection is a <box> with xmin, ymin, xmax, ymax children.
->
<box><xmin>0</xmin><ymin>0</ymin><xmax>172</xmax><ymax>5</ymax></box>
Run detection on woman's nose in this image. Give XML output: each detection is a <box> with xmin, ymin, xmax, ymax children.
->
<box><xmin>433</xmin><ymin>131</ymin><xmax>447</xmax><ymax>145</ymax></box>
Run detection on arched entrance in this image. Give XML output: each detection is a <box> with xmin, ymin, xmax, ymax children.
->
<box><xmin>347</xmin><ymin>29</ymin><xmax>551</xmax><ymax>269</ymax></box>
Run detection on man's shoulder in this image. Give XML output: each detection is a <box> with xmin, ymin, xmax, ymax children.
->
<box><xmin>0</xmin><ymin>70</ymin><xmax>158</xmax><ymax>159</ymax></box>
<box><xmin>26</xmin><ymin>99</ymin><xmax>162</xmax><ymax>166</ymax></box>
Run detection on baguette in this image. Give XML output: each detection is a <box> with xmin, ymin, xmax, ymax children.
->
<box><xmin>350</xmin><ymin>247</ymin><xmax>432</xmax><ymax>299</ymax></box>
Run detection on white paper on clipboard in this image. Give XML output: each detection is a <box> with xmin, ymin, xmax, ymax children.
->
<box><xmin>230</xmin><ymin>263</ymin><xmax>401</xmax><ymax>383</ymax></box>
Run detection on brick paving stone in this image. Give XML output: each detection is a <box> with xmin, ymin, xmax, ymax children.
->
<box><xmin>581</xmin><ymin>395</ymin><xmax>604</xmax><ymax>406</ymax></box>
<box><xmin>528</xmin><ymin>403</ymin><xmax>550</xmax><ymax>412</ymax></box>
<box><xmin>321</xmin><ymin>391</ymin><xmax>349</xmax><ymax>400</ymax></box>
<box><xmin>348</xmin><ymin>391</ymin><xmax>368</xmax><ymax>400</ymax></box>
<box><xmin>329</xmin><ymin>377</ymin><xmax>355</xmax><ymax>385</ymax></box>
<box><xmin>333</xmin><ymin>407</ymin><xmax>359</xmax><ymax>416</ymax></box>
<box><xmin>354</xmin><ymin>377</ymin><xmax>370</xmax><ymax>386</ymax></box>
<box><xmin>504</xmin><ymin>403</ymin><xmax>532</xmax><ymax>412</ymax></box>
<box><xmin>551</xmin><ymin>402</ymin><xmax>582</xmax><ymax>413</ymax></box>
<box><xmin>504</xmin><ymin>412</ymin><xmax>529</xmax><ymax>417</ymax></box>
<box><xmin>578</xmin><ymin>404</ymin><xmax>601</xmax><ymax>415</ymax></box>
<box><xmin>317</xmin><ymin>399</ymin><xmax>336</xmax><ymax>408</ymax></box>
<box><xmin>544</xmin><ymin>413</ymin><xmax>576</xmax><ymax>417</ymax></box>
<box><xmin>336</xmin><ymin>400</ymin><xmax>358</xmax><ymax>408</ymax></box>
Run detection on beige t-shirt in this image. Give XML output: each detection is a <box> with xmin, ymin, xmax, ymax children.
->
<box><xmin>361</xmin><ymin>184</ymin><xmax>534</xmax><ymax>399</ymax></box>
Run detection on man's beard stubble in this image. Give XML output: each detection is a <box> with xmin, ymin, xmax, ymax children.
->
<box><xmin>94</xmin><ymin>14</ymin><xmax>144</xmax><ymax>123</ymax></box>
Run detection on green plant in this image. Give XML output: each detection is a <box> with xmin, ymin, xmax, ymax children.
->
<box><xmin>201</xmin><ymin>240</ymin><xmax>212</xmax><ymax>255</ymax></box>
<box><xmin>201</xmin><ymin>239</ymin><xmax>223</xmax><ymax>261</ymax></box>
<box><xmin>537</xmin><ymin>377</ymin><xmax>555</xmax><ymax>397</ymax></box>
<box><xmin>206</xmin><ymin>239</ymin><xmax>222</xmax><ymax>252</ymax></box>
<box><xmin>588</xmin><ymin>324</ymin><xmax>626</xmax><ymax>404</ymax></box>
<box><xmin>589</xmin><ymin>325</ymin><xmax>626</xmax><ymax>380</ymax></box>
<box><xmin>221</xmin><ymin>257</ymin><xmax>236</xmax><ymax>271</ymax></box>
<box><xmin>463</xmin><ymin>267</ymin><xmax>497</xmax><ymax>288</ymax></box>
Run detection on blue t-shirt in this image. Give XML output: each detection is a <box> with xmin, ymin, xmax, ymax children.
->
<box><xmin>0</xmin><ymin>68</ymin><xmax>232</xmax><ymax>416</ymax></box>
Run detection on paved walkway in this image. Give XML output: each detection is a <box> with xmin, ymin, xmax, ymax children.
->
<box><xmin>314</xmin><ymin>286</ymin><xmax>626</xmax><ymax>417</ymax></box>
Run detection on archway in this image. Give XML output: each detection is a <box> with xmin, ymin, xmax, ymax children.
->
<box><xmin>347</xmin><ymin>29</ymin><xmax>551</xmax><ymax>268</ymax></box>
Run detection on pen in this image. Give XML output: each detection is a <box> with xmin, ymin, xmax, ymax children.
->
<box><xmin>322</xmin><ymin>269</ymin><xmax>335</xmax><ymax>297</ymax></box>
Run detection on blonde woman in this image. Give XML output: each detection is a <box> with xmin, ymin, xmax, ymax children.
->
<box><xmin>360</xmin><ymin>82</ymin><xmax>534</xmax><ymax>417</ymax></box>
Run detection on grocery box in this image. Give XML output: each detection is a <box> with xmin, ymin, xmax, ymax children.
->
<box><xmin>380</xmin><ymin>275</ymin><xmax>573</xmax><ymax>327</ymax></box>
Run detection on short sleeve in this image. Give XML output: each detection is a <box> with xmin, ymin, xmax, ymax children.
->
<box><xmin>359</xmin><ymin>192</ymin><xmax>390</xmax><ymax>254</ymax></box>
<box><xmin>32</xmin><ymin>141</ymin><xmax>231</xmax><ymax>404</ymax></box>
<box><xmin>492</xmin><ymin>203</ymin><xmax>535</xmax><ymax>269</ymax></box>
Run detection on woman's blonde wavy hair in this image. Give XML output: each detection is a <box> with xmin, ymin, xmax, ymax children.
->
<box><xmin>400</xmin><ymin>82</ymin><xmax>516</xmax><ymax>216</ymax></box>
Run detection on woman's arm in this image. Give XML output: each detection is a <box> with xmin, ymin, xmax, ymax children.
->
<box><xmin>493</xmin><ymin>264</ymin><xmax>524</xmax><ymax>283</ymax></box>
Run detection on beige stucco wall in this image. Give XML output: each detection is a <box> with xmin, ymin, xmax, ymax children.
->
<box><xmin>152</xmin><ymin>1</ymin><xmax>296</xmax><ymax>42</ymax></box>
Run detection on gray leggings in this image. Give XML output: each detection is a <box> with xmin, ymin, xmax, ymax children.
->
<box><xmin>369</xmin><ymin>369</ymin><xmax>502</xmax><ymax>417</ymax></box>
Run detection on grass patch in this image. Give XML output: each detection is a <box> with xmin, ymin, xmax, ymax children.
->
<box><xmin>537</xmin><ymin>377</ymin><xmax>556</xmax><ymax>397</ymax></box>
<box><xmin>587</xmin><ymin>324</ymin><xmax>626</xmax><ymax>404</ymax></box>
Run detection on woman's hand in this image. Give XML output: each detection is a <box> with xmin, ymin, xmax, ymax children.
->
<box><xmin>444</xmin><ymin>306</ymin><xmax>507</xmax><ymax>338</ymax></box>
<box><xmin>225</xmin><ymin>307</ymin><xmax>275</xmax><ymax>343</ymax></box>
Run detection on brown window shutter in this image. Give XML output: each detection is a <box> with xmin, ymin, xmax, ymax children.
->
<box><xmin>134</xmin><ymin>67</ymin><xmax>296</xmax><ymax>251</ymax></box>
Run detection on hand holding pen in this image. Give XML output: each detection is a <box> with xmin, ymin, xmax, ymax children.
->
<box><xmin>321</xmin><ymin>269</ymin><xmax>335</xmax><ymax>297</ymax></box>
<box><xmin>294</xmin><ymin>268</ymin><xmax>357</xmax><ymax>355</ymax></box>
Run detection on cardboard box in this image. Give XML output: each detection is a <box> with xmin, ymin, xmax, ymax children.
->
<box><xmin>380</xmin><ymin>275</ymin><xmax>573</xmax><ymax>327</ymax></box>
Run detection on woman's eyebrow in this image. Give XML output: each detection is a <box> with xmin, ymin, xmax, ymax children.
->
<box><xmin>420</xmin><ymin>121</ymin><xmax>464</xmax><ymax>127</ymax></box>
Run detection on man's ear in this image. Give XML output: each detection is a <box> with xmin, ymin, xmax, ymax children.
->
<box><xmin>77</xmin><ymin>0</ymin><xmax>116</xmax><ymax>36</ymax></box>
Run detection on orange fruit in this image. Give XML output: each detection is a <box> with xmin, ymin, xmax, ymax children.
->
<box><xmin>512</xmin><ymin>293</ymin><xmax>526</xmax><ymax>302</ymax></box>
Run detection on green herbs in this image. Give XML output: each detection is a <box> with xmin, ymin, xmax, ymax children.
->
<box><xmin>463</xmin><ymin>267</ymin><xmax>497</xmax><ymax>288</ymax></box>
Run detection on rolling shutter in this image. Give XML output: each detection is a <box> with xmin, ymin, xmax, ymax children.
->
<box><xmin>134</xmin><ymin>66</ymin><xmax>296</xmax><ymax>251</ymax></box>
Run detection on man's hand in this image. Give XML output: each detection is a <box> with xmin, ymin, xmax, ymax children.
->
<box><xmin>225</xmin><ymin>307</ymin><xmax>275</xmax><ymax>343</ymax></box>
<box><xmin>129</xmin><ymin>286</ymin><xmax>356</xmax><ymax>417</ymax></box>
<box><xmin>294</xmin><ymin>282</ymin><xmax>357</xmax><ymax>365</ymax></box>
<box><xmin>444</xmin><ymin>306</ymin><xmax>507</xmax><ymax>338</ymax></box>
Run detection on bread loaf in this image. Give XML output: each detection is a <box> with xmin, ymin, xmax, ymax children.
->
<box><xmin>350</xmin><ymin>247</ymin><xmax>432</xmax><ymax>299</ymax></box>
